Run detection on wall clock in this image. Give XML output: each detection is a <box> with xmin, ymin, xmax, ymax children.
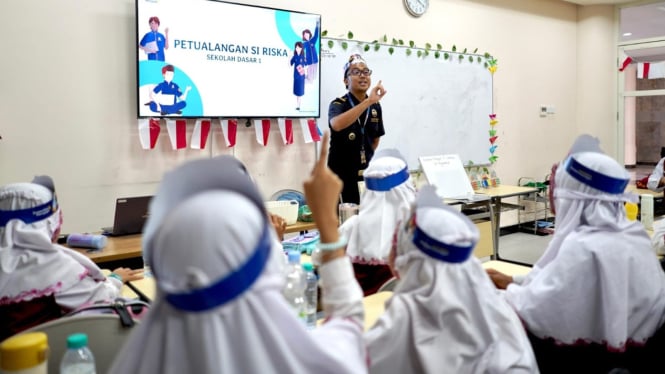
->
<box><xmin>404</xmin><ymin>0</ymin><xmax>428</xmax><ymax>17</ymax></box>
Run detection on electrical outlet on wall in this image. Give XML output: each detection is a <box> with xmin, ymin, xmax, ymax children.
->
<box><xmin>540</xmin><ymin>105</ymin><xmax>547</xmax><ymax>117</ymax></box>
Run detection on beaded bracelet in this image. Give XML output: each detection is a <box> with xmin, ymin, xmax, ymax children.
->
<box><xmin>108</xmin><ymin>273</ymin><xmax>122</xmax><ymax>282</ymax></box>
<box><xmin>316</xmin><ymin>236</ymin><xmax>348</xmax><ymax>251</ymax></box>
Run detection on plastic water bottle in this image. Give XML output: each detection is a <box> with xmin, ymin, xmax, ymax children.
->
<box><xmin>65</xmin><ymin>234</ymin><xmax>107</xmax><ymax>250</ymax></box>
<box><xmin>641</xmin><ymin>194</ymin><xmax>654</xmax><ymax>230</ymax></box>
<box><xmin>60</xmin><ymin>333</ymin><xmax>96</xmax><ymax>374</ymax></box>
<box><xmin>302</xmin><ymin>262</ymin><xmax>318</xmax><ymax>329</ymax></box>
<box><xmin>142</xmin><ymin>253</ymin><xmax>152</xmax><ymax>278</ymax></box>
<box><xmin>282</xmin><ymin>251</ymin><xmax>306</xmax><ymax>325</ymax></box>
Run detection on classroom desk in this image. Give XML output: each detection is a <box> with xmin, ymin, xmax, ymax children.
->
<box><xmin>625</xmin><ymin>184</ymin><xmax>662</xmax><ymax>197</ymax></box>
<box><xmin>124</xmin><ymin>275</ymin><xmax>393</xmax><ymax>332</ymax></box>
<box><xmin>284</xmin><ymin>220</ymin><xmax>317</xmax><ymax>234</ymax></box>
<box><xmin>481</xmin><ymin>259</ymin><xmax>532</xmax><ymax>276</ymax></box>
<box><xmin>69</xmin><ymin>235</ymin><xmax>142</xmax><ymax>264</ymax></box>
<box><xmin>474</xmin><ymin>185</ymin><xmax>540</xmax><ymax>260</ymax></box>
<box><xmin>124</xmin><ymin>260</ymin><xmax>530</xmax><ymax>332</ymax></box>
<box><xmin>72</xmin><ymin>221</ymin><xmax>316</xmax><ymax>264</ymax></box>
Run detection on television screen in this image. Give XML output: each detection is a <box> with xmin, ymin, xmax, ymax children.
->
<box><xmin>136</xmin><ymin>0</ymin><xmax>321</xmax><ymax>119</ymax></box>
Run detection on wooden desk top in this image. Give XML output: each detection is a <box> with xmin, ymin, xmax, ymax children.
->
<box><xmin>625</xmin><ymin>185</ymin><xmax>662</xmax><ymax>197</ymax></box>
<box><xmin>125</xmin><ymin>276</ymin><xmax>392</xmax><ymax>331</ymax></box>
<box><xmin>363</xmin><ymin>291</ymin><xmax>392</xmax><ymax>331</ymax></box>
<box><xmin>284</xmin><ymin>220</ymin><xmax>317</xmax><ymax>234</ymax></box>
<box><xmin>475</xmin><ymin>185</ymin><xmax>540</xmax><ymax>199</ymax></box>
<box><xmin>74</xmin><ymin>220</ymin><xmax>314</xmax><ymax>264</ymax></box>
<box><xmin>481</xmin><ymin>260</ymin><xmax>532</xmax><ymax>276</ymax></box>
<box><xmin>69</xmin><ymin>235</ymin><xmax>142</xmax><ymax>264</ymax></box>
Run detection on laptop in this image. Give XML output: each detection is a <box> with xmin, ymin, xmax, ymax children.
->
<box><xmin>102</xmin><ymin>196</ymin><xmax>152</xmax><ymax>236</ymax></box>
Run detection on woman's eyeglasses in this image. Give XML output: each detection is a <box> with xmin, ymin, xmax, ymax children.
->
<box><xmin>348</xmin><ymin>69</ymin><xmax>372</xmax><ymax>77</ymax></box>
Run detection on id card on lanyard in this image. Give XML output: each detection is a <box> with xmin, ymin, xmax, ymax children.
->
<box><xmin>347</xmin><ymin>93</ymin><xmax>370</xmax><ymax>166</ymax></box>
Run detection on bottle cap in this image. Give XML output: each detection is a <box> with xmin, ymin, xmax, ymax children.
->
<box><xmin>302</xmin><ymin>262</ymin><xmax>313</xmax><ymax>272</ymax></box>
<box><xmin>66</xmin><ymin>333</ymin><xmax>88</xmax><ymax>349</ymax></box>
<box><xmin>0</xmin><ymin>332</ymin><xmax>48</xmax><ymax>371</ymax></box>
<box><xmin>287</xmin><ymin>250</ymin><xmax>301</xmax><ymax>264</ymax></box>
<box><xmin>625</xmin><ymin>202</ymin><xmax>638</xmax><ymax>221</ymax></box>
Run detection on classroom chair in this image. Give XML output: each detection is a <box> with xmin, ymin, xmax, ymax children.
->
<box><xmin>18</xmin><ymin>314</ymin><xmax>138</xmax><ymax>373</ymax></box>
<box><xmin>527</xmin><ymin>321</ymin><xmax>665</xmax><ymax>373</ymax></box>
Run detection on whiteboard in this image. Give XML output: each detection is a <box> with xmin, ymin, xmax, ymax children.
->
<box><xmin>319</xmin><ymin>38</ymin><xmax>493</xmax><ymax>170</ymax></box>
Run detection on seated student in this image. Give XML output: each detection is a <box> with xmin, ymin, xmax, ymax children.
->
<box><xmin>487</xmin><ymin>135</ymin><xmax>665</xmax><ymax>373</ymax></box>
<box><xmin>109</xmin><ymin>133</ymin><xmax>367</xmax><ymax>374</ymax></box>
<box><xmin>0</xmin><ymin>176</ymin><xmax>142</xmax><ymax>341</ymax></box>
<box><xmin>646</xmin><ymin>146</ymin><xmax>665</xmax><ymax>192</ymax></box>
<box><xmin>339</xmin><ymin>149</ymin><xmax>416</xmax><ymax>295</ymax></box>
<box><xmin>365</xmin><ymin>185</ymin><xmax>538</xmax><ymax>373</ymax></box>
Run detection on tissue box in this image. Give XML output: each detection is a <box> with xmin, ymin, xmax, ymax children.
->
<box><xmin>265</xmin><ymin>200</ymin><xmax>299</xmax><ymax>225</ymax></box>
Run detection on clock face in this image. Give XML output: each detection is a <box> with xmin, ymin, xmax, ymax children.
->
<box><xmin>405</xmin><ymin>0</ymin><xmax>428</xmax><ymax>17</ymax></box>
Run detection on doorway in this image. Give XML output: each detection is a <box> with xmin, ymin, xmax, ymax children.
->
<box><xmin>618</xmin><ymin>1</ymin><xmax>665</xmax><ymax>170</ymax></box>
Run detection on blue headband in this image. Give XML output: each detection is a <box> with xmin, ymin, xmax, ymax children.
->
<box><xmin>412</xmin><ymin>224</ymin><xmax>474</xmax><ymax>263</ymax></box>
<box><xmin>0</xmin><ymin>196</ymin><xmax>58</xmax><ymax>227</ymax></box>
<box><xmin>164</xmin><ymin>224</ymin><xmax>272</xmax><ymax>312</ymax></box>
<box><xmin>565</xmin><ymin>157</ymin><xmax>628</xmax><ymax>194</ymax></box>
<box><xmin>364</xmin><ymin>167</ymin><xmax>410</xmax><ymax>191</ymax></box>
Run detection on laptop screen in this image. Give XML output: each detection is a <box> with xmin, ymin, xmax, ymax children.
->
<box><xmin>105</xmin><ymin>196</ymin><xmax>152</xmax><ymax>236</ymax></box>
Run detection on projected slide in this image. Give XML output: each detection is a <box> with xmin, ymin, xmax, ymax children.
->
<box><xmin>136</xmin><ymin>0</ymin><xmax>321</xmax><ymax>118</ymax></box>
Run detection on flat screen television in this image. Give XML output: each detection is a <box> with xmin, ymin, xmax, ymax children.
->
<box><xmin>136</xmin><ymin>0</ymin><xmax>321</xmax><ymax>119</ymax></box>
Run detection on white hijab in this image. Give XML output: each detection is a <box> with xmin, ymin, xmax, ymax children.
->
<box><xmin>110</xmin><ymin>156</ymin><xmax>366</xmax><ymax>374</ymax></box>
<box><xmin>505</xmin><ymin>140</ymin><xmax>665</xmax><ymax>349</ymax></box>
<box><xmin>365</xmin><ymin>186</ymin><xmax>538</xmax><ymax>373</ymax></box>
<box><xmin>341</xmin><ymin>149</ymin><xmax>416</xmax><ymax>264</ymax></box>
<box><xmin>0</xmin><ymin>179</ymin><xmax>107</xmax><ymax>305</ymax></box>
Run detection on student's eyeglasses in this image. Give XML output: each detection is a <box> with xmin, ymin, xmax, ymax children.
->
<box><xmin>348</xmin><ymin>69</ymin><xmax>372</xmax><ymax>77</ymax></box>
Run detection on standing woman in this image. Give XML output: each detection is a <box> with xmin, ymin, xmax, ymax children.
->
<box><xmin>328</xmin><ymin>54</ymin><xmax>387</xmax><ymax>204</ymax></box>
<box><xmin>290</xmin><ymin>42</ymin><xmax>306</xmax><ymax>111</ymax></box>
<box><xmin>302</xmin><ymin>21</ymin><xmax>320</xmax><ymax>83</ymax></box>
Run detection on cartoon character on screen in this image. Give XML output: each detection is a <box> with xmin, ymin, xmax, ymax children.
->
<box><xmin>146</xmin><ymin>64</ymin><xmax>191</xmax><ymax>115</ymax></box>
<box><xmin>302</xmin><ymin>21</ymin><xmax>320</xmax><ymax>83</ymax></box>
<box><xmin>290</xmin><ymin>42</ymin><xmax>306</xmax><ymax>111</ymax></box>
<box><xmin>139</xmin><ymin>16</ymin><xmax>169</xmax><ymax>61</ymax></box>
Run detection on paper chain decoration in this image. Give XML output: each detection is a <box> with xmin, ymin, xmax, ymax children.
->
<box><xmin>488</xmin><ymin>113</ymin><xmax>498</xmax><ymax>164</ymax></box>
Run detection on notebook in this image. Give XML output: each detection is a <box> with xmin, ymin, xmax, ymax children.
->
<box><xmin>102</xmin><ymin>196</ymin><xmax>152</xmax><ymax>236</ymax></box>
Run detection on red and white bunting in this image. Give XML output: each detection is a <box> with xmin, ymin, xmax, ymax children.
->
<box><xmin>220</xmin><ymin>118</ymin><xmax>238</xmax><ymax>147</ymax></box>
<box><xmin>253</xmin><ymin>119</ymin><xmax>271</xmax><ymax>146</ymax></box>
<box><xmin>277</xmin><ymin>118</ymin><xmax>294</xmax><ymax>145</ymax></box>
<box><xmin>637</xmin><ymin>61</ymin><xmax>665</xmax><ymax>79</ymax></box>
<box><xmin>190</xmin><ymin>119</ymin><xmax>211</xmax><ymax>149</ymax></box>
<box><xmin>138</xmin><ymin>118</ymin><xmax>161</xmax><ymax>149</ymax></box>
<box><xmin>165</xmin><ymin>119</ymin><xmax>188</xmax><ymax>150</ymax></box>
<box><xmin>300</xmin><ymin>118</ymin><xmax>321</xmax><ymax>143</ymax></box>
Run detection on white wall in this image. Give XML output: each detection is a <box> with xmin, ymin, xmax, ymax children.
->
<box><xmin>0</xmin><ymin>0</ymin><xmax>618</xmax><ymax>232</ymax></box>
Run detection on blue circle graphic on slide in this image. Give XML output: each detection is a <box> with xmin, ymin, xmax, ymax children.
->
<box><xmin>138</xmin><ymin>60</ymin><xmax>202</xmax><ymax>116</ymax></box>
<box><xmin>274</xmin><ymin>10</ymin><xmax>303</xmax><ymax>50</ymax></box>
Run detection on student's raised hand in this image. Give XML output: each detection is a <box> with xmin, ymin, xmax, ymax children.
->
<box><xmin>303</xmin><ymin>131</ymin><xmax>341</xmax><ymax>240</ymax></box>
<box><xmin>486</xmin><ymin>268</ymin><xmax>513</xmax><ymax>290</ymax></box>
<box><xmin>111</xmin><ymin>267</ymin><xmax>144</xmax><ymax>283</ymax></box>
<box><xmin>369</xmin><ymin>80</ymin><xmax>387</xmax><ymax>104</ymax></box>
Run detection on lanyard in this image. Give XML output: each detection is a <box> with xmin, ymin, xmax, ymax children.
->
<box><xmin>347</xmin><ymin>93</ymin><xmax>371</xmax><ymax>166</ymax></box>
<box><xmin>346</xmin><ymin>93</ymin><xmax>370</xmax><ymax>136</ymax></box>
